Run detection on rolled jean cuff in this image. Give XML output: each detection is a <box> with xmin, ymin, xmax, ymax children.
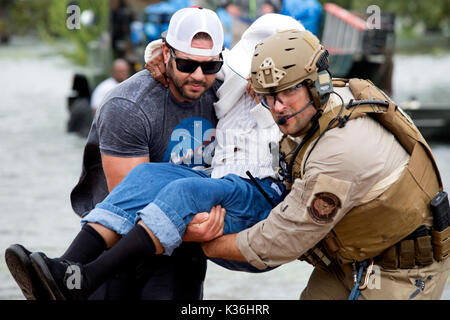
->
<box><xmin>81</xmin><ymin>203</ymin><xmax>135</xmax><ymax>236</ymax></box>
<box><xmin>136</xmin><ymin>201</ymin><xmax>183</xmax><ymax>256</ymax></box>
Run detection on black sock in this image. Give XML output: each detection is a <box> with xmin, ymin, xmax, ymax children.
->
<box><xmin>82</xmin><ymin>224</ymin><xmax>156</xmax><ymax>294</ymax></box>
<box><xmin>60</xmin><ymin>224</ymin><xmax>107</xmax><ymax>263</ymax></box>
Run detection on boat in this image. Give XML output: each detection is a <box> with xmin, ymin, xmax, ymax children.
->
<box><xmin>320</xmin><ymin>6</ymin><xmax>450</xmax><ymax>143</ymax></box>
<box><xmin>320</xmin><ymin>3</ymin><xmax>395</xmax><ymax>96</ymax></box>
<box><xmin>401</xmin><ymin>101</ymin><xmax>450</xmax><ymax>142</ymax></box>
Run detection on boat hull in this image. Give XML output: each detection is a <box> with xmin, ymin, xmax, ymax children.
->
<box><xmin>404</xmin><ymin>108</ymin><xmax>450</xmax><ymax>142</ymax></box>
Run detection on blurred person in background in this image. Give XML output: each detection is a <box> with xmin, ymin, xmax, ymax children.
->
<box><xmin>90</xmin><ymin>59</ymin><xmax>131</xmax><ymax>112</ymax></box>
<box><xmin>197</xmin><ymin>0</ymin><xmax>282</xmax><ymax>46</ymax></box>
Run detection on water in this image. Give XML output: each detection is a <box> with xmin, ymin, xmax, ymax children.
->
<box><xmin>0</xmin><ymin>39</ymin><xmax>449</xmax><ymax>300</ymax></box>
<box><xmin>392</xmin><ymin>54</ymin><xmax>450</xmax><ymax>105</ymax></box>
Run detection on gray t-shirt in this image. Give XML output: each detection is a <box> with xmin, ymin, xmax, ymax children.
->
<box><xmin>71</xmin><ymin>69</ymin><xmax>219</xmax><ymax>217</ymax></box>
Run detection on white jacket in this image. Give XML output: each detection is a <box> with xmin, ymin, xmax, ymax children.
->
<box><xmin>210</xmin><ymin>50</ymin><xmax>281</xmax><ymax>179</ymax></box>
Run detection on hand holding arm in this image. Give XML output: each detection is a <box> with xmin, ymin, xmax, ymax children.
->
<box><xmin>182</xmin><ymin>205</ymin><xmax>226</xmax><ymax>242</ymax></box>
<box><xmin>183</xmin><ymin>206</ymin><xmax>246</xmax><ymax>261</ymax></box>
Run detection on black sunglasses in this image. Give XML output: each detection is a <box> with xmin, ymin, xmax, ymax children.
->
<box><xmin>168</xmin><ymin>47</ymin><xmax>223</xmax><ymax>75</ymax></box>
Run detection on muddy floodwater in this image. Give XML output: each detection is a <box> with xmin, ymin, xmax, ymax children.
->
<box><xmin>0</xmin><ymin>38</ymin><xmax>449</xmax><ymax>299</ymax></box>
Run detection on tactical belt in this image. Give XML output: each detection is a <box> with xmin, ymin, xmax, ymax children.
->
<box><xmin>300</xmin><ymin>224</ymin><xmax>450</xmax><ymax>270</ymax></box>
<box><xmin>376</xmin><ymin>225</ymin><xmax>449</xmax><ymax>269</ymax></box>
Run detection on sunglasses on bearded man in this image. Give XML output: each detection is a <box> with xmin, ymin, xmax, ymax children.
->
<box><xmin>167</xmin><ymin>45</ymin><xmax>223</xmax><ymax>75</ymax></box>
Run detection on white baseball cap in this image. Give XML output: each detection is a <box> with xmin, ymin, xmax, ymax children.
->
<box><xmin>227</xmin><ymin>14</ymin><xmax>305</xmax><ymax>78</ymax></box>
<box><xmin>164</xmin><ymin>7</ymin><xmax>224</xmax><ymax>57</ymax></box>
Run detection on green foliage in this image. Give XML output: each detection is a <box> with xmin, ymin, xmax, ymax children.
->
<box><xmin>9</xmin><ymin>0</ymin><xmax>109</xmax><ymax>66</ymax></box>
<box><xmin>43</xmin><ymin>0</ymin><xmax>109</xmax><ymax>65</ymax></box>
<box><xmin>9</xmin><ymin>0</ymin><xmax>52</xmax><ymax>35</ymax></box>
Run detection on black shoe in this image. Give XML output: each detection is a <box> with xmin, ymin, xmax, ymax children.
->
<box><xmin>5</xmin><ymin>244</ymin><xmax>51</xmax><ymax>300</ymax></box>
<box><xmin>30</xmin><ymin>252</ymin><xmax>87</xmax><ymax>300</ymax></box>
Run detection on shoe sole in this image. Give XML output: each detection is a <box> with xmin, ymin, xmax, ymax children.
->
<box><xmin>5</xmin><ymin>244</ymin><xmax>49</xmax><ymax>300</ymax></box>
<box><xmin>30</xmin><ymin>252</ymin><xmax>66</xmax><ymax>300</ymax></box>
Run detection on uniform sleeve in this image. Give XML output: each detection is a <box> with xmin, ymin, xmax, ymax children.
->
<box><xmin>236</xmin><ymin>173</ymin><xmax>352</xmax><ymax>269</ymax></box>
<box><xmin>97</xmin><ymin>97</ymin><xmax>151</xmax><ymax>157</ymax></box>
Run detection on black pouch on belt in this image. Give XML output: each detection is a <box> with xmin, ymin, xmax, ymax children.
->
<box><xmin>431</xmin><ymin>191</ymin><xmax>450</xmax><ymax>261</ymax></box>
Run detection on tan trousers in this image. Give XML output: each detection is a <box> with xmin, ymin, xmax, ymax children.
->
<box><xmin>300</xmin><ymin>258</ymin><xmax>450</xmax><ymax>300</ymax></box>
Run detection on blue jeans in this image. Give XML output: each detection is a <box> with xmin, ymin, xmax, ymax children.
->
<box><xmin>82</xmin><ymin>163</ymin><xmax>285</xmax><ymax>271</ymax></box>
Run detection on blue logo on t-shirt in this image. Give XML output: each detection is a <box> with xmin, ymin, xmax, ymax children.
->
<box><xmin>163</xmin><ymin>117</ymin><xmax>216</xmax><ymax>167</ymax></box>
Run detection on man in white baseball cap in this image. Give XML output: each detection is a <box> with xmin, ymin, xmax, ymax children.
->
<box><xmin>164</xmin><ymin>6</ymin><xmax>224</xmax><ymax>57</ymax></box>
<box><xmin>156</xmin><ymin>6</ymin><xmax>225</xmax><ymax>101</ymax></box>
<box><xmin>5</xmin><ymin>7</ymin><xmax>225</xmax><ymax>301</ymax></box>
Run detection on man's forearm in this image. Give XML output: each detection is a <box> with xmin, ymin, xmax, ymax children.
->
<box><xmin>202</xmin><ymin>233</ymin><xmax>246</xmax><ymax>261</ymax></box>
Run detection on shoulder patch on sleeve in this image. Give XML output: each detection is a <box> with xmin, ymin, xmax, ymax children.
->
<box><xmin>308</xmin><ymin>192</ymin><xmax>341</xmax><ymax>224</ymax></box>
<box><xmin>305</xmin><ymin>173</ymin><xmax>351</xmax><ymax>225</ymax></box>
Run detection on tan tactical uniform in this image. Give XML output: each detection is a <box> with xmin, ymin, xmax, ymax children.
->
<box><xmin>236</xmin><ymin>80</ymin><xmax>450</xmax><ymax>300</ymax></box>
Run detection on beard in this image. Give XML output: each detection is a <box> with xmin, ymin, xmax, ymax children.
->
<box><xmin>167</xmin><ymin>59</ymin><xmax>210</xmax><ymax>100</ymax></box>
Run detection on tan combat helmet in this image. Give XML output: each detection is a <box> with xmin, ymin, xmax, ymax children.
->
<box><xmin>250</xmin><ymin>29</ymin><xmax>332</xmax><ymax>108</ymax></box>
